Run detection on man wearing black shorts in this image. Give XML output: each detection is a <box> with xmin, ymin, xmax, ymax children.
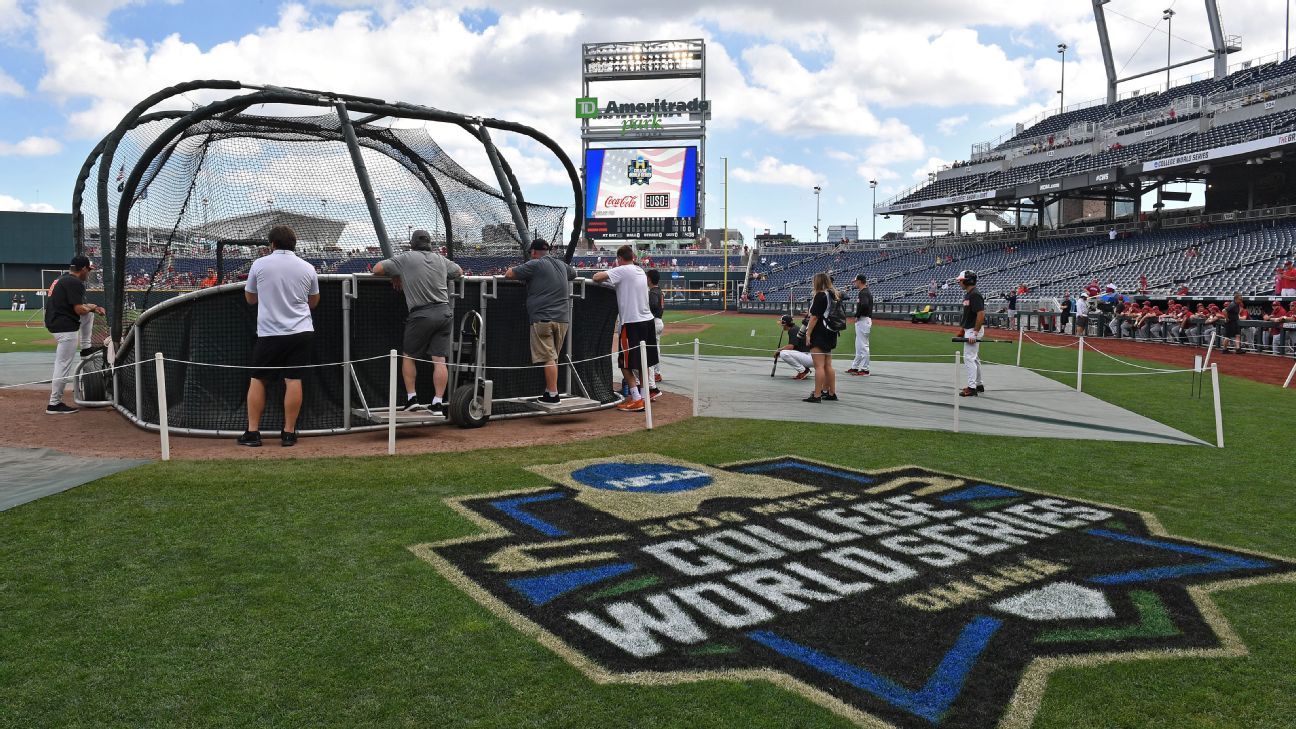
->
<box><xmin>592</xmin><ymin>245</ymin><xmax>660</xmax><ymax>412</ymax></box>
<box><xmin>240</xmin><ymin>225</ymin><xmax>319</xmax><ymax>447</ymax></box>
<box><xmin>374</xmin><ymin>229</ymin><xmax>463</xmax><ymax>414</ymax></box>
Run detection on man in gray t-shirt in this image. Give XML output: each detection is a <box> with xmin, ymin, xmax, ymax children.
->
<box><xmin>374</xmin><ymin>229</ymin><xmax>464</xmax><ymax>414</ymax></box>
<box><xmin>506</xmin><ymin>239</ymin><xmax>577</xmax><ymax>404</ymax></box>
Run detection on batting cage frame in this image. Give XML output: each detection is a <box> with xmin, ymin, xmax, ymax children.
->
<box><xmin>68</xmin><ymin>81</ymin><xmax>621</xmax><ymax>435</ymax></box>
<box><xmin>71</xmin><ymin>80</ymin><xmax>587</xmax><ymax>344</ymax></box>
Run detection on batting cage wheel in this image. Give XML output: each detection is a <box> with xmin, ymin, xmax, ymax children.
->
<box><xmin>74</xmin><ymin>351</ymin><xmax>111</xmax><ymax>405</ymax></box>
<box><xmin>449</xmin><ymin>383</ymin><xmax>489</xmax><ymax>429</ymax></box>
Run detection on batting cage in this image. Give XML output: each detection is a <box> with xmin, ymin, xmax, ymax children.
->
<box><xmin>69</xmin><ymin>81</ymin><xmax>620</xmax><ymax>434</ymax></box>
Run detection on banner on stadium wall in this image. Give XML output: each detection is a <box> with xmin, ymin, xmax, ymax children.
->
<box><xmin>875</xmin><ymin>189</ymin><xmax>998</xmax><ymax>215</ymax></box>
<box><xmin>1143</xmin><ymin>131</ymin><xmax>1296</xmax><ymax>172</ymax></box>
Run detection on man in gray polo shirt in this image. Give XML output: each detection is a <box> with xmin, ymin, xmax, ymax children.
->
<box><xmin>506</xmin><ymin>239</ymin><xmax>577</xmax><ymax>403</ymax></box>
<box><xmin>374</xmin><ymin>229</ymin><xmax>463</xmax><ymax>415</ymax></box>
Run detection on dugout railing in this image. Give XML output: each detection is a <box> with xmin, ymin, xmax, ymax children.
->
<box><xmin>102</xmin><ymin>274</ymin><xmax>620</xmax><ymax>437</ymax></box>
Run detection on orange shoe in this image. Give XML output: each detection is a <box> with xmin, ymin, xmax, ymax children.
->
<box><xmin>617</xmin><ymin>399</ymin><xmax>645</xmax><ymax>412</ymax></box>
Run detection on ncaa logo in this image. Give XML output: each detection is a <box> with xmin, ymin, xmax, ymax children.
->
<box><xmin>413</xmin><ymin>455</ymin><xmax>1296</xmax><ymax>729</ymax></box>
<box><xmin>572</xmin><ymin>463</ymin><xmax>712</xmax><ymax>493</ymax></box>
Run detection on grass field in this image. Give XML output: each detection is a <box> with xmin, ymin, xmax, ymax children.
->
<box><xmin>2</xmin><ymin>311</ymin><xmax>1294</xmax><ymax>727</ymax></box>
<box><xmin>0</xmin><ymin>310</ymin><xmax>55</xmax><ymax>353</ymax></box>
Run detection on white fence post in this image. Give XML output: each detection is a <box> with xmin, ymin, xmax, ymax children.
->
<box><xmin>1202</xmin><ymin>330</ymin><xmax>1217</xmax><ymax>371</ymax></box>
<box><xmin>640</xmin><ymin>340</ymin><xmax>653</xmax><ymax>430</ymax></box>
<box><xmin>1285</xmin><ymin>359</ymin><xmax>1296</xmax><ymax>389</ymax></box>
<box><xmin>952</xmin><ymin>351</ymin><xmax>962</xmax><ymax>433</ymax></box>
<box><xmin>1076</xmin><ymin>336</ymin><xmax>1085</xmax><ymax>392</ymax></box>
<box><xmin>1211</xmin><ymin>363</ymin><xmax>1224</xmax><ymax>448</ymax></box>
<box><xmin>692</xmin><ymin>337</ymin><xmax>700</xmax><ymax>417</ymax></box>
<box><xmin>388</xmin><ymin>349</ymin><xmax>398</xmax><ymax>455</ymax></box>
<box><xmin>154</xmin><ymin>352</ymin><xmax>169</xmax><ymax>461</ymax></box>
<box><xmin>1015</xmin><ymin>322</ymin><xmax>1024</xmax><ymax>367</ymax></box>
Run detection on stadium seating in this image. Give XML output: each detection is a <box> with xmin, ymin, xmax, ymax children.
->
<box><xmin>899</xmin><ymin>57</ymin><xmax>1296</xmax><ymax>205</ymax></box>
<box><xmin>750</xmin><ymin>219</ymin><xmax>1296</xmax><ymax>309</ymax></box>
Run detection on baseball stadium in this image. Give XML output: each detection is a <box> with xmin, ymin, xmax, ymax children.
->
<box><xmin>2</xmin><ymin>3</ymin><xmax>1295</xmax><ymax>728</ymax></box>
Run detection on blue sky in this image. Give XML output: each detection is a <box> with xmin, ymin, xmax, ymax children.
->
<box><xmin>0</xmin><ymin>0</ymin><xmax>1290</xmax><ymax>241</ymax></box>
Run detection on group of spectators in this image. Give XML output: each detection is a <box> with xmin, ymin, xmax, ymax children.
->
<box><xmin>1097</xmin><ymin>296</ymin><xmax>1295</xmax><ymax>354</ymax></box>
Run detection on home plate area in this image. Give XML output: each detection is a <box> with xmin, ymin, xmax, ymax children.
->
<box><xmin>411</xmin><ymin>455</ymin><xmax>1296</xmax><ymax>729</ymax></box>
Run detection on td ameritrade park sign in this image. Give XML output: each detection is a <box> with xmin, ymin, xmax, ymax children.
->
<box><xmin>411</xmin><ymin>455</ymin><xmax>1295</xmax><ymax>729</ymax></box>
<box><xmin>577</xmin><ymin>97</ymin><xmax>712</xmax><ymax>134</ymax></box>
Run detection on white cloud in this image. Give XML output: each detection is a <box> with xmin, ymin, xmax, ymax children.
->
<box><xmin>937</xmin><ymin>114</ymin><xmax>968</xmax><ymax>135</ymax></box>
<box><xmin>739</xmin><ymin>215</ymin><xmax>776</xmax><ymax>234</ymax></box>
<box><xmin>825</xmin><ymin>149</ymin><xmax>857</xmax><ymax>162</ymax></box>
<box><xmin>0</xmin><ymin>136</ymin><xmax>62</xmax><ymax>156</ymax></box>
<box><xmin>911</xmin><ymin>156</ymin><xmax>950</xmax><ymax>181</ymax></box>
<box><xmin>0</xmin><ymin>67</ymin><xmax>22</xmax><ymax>97</ymax></box>
<box><xmin>856</xmin><ymin>164</ymin><xmax>898</xmax><ymax>183</ymax></box>
<box><xmin>732</xmin><ymin>156</ymin><xmax>824</xmax><ymax>187</ymax></box>
<box><xmin>0</xmin><ymin>194</ymin><xmax>57</xmax><ymax>213</ymax></box>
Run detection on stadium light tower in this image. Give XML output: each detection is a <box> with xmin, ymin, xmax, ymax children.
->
<box><xmin>813</xmin><ymin>185</ymin><xmax>821</xmax><ymax>242</ymax></box>
<box><xmin>1163</xmin><ymin>8</ymin><xmax>1176</xmax><ymax>91</ymax></box>
<box><xmin>1057</xmin><ymin>43</ymin><xmax>1068</xmax><ymax>112</ymax></box>
<box><xmin>868</xmin><ymin>180</ymin><xmax>878</xmax><ymax>239</ymax></box>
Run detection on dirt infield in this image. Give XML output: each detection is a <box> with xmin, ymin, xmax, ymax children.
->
<box><xmin>0</xmin><ymin>389</ymin><xmax>692</xmax><ymax>462</ymax></box>
<box><xmin>876</xmin><ymin>319</ymin><xmax>1296</xmax><ymax>387</ymax></box>
<box><xmin>664</xmin><ymin>322</ymin><xmax>711</xmax><ymax>335</ymax></box>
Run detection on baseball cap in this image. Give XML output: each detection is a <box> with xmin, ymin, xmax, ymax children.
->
<box><xmin>779</xmin><ymin>314</ymin><xmax>794</xmax><ymax>326</ymax></box>
<box><xmin>956</xmin><ymin>269</ymin><xmax>976</xmax><ymax>282</ymax></box>
<box><xmin>70</xmin><ymin>255</ymin><xmax>92</xmax><ymax>270</ymax></box>
<box><xmin>1105</xmin><ymin>283</ymin><xmax>1117</xmax><ymax>291</ymax></box>
<box><xmin>854</xmin><ymin>274</ymin><xmax>867</xmax><ymax>283</ymax></box>
<box><xmin>529</xmin><ymin>239</ymin><xmax>551</xmax><ymax>251</ymax></box>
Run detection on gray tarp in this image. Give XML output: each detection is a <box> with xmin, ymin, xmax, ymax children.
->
<box><xmin>0</xmin><ymin>446</ymin><xmax>146</xmax><ymax>511</ymax></box>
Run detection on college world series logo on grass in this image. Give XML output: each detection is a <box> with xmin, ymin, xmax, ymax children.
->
<box><xmin>411</xmin><ymin>456</ymin><xmax>1296</xmax><ymax>728</ymax></box>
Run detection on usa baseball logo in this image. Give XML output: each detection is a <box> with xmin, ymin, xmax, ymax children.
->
<box><xmin>411</xmin><ymin>455</ymin><xmax>1296</xmax><ymax>728</ymax></box>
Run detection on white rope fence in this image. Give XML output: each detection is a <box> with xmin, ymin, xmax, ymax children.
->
<box><xmin>2</xmin><ymin>332</ymin><xmax>1229</xmax><ymax>458</ymax></box>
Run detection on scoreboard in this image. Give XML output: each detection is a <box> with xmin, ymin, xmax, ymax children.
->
<box><xmin>584</xmin><ymin>146</ymin><xmax>699</xmax><ymax>240</ymax></box>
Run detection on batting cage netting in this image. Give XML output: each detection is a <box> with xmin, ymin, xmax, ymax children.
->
<box><xmin>111</xmin><ymin>277</ymin><xmax>619</xmax><ymax>435</ymax></box>
<box><xmin>69</xmin><ymin>81</ymin><xmax>616</xmax><ymax>434</ymax></box>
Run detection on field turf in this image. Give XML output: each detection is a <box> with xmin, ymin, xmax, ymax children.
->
<box><xmin>2</xmin><ymin>311</ymin><xmax>1294</xmax><ymax>727</ymax></box>
<box><xmin>0</xmin><ymin>310</ymin><xmax>55</xmax><ymax>353</ymax></box>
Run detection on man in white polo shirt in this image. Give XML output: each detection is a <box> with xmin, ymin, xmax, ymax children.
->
<box><xmin>592</xmin><ymin>245</ymin><xmax>660</xmax><ymax>412</ymax></box>
<box><xmin>239</xmin><ymin>225</ymin><xmax>319</xmax><ymax>447</ymax></box>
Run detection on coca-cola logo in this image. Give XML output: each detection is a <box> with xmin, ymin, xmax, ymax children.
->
<box><xmin>604</xmin><ymin>195</ymin><xmax>638</xmax><ymax>208</ymax></box>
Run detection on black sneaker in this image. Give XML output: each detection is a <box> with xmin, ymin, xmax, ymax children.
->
<box><xmin>649</xmin><ymin>389</ymin><xmax>662</xmax><ymax>402</ymax></box>
<box><xmin>844</xmin><ymin>368</ymin><xmax>858</xmax><ymax>374</ymax></box>
<box><xmin>280</xmin><ymin>431</ymin><xmax>297</xmax><ymax>448</ymax></box>
<box><xmin>237</xmin><ymin>431</ymin><xmax>262</xmax><ymax>447</ymax></box>
<box><xmin>539</xmin><ymin>393</ymin><xmax>561</xmax><ymax>404</ymax></box>
<box><xmin>803</xmin><ymin>395</ymin><xmax>822</xmax><ymax>403</ymax></box>
<box><xmin>79</xmin><ymin>345</ymin><xmax>105</xmax><ymax>358</ymax></box>
<box><xmin>976</xmin><ymin>384</ymin><xmax>985</xmax><ymax>393</ymax></box>
<box><xmin>823</xmin><ymin>394</ymin><xmax>839</xmax><ymax>401</ymax></box>
<box><xmin>400</xmin><ymin>398</ymin><xmax>426</xmax><ymax>412</ymax></box>
<box><xmin>429</xmin><ymin>402</ymin><xmax>446</xmax><ymax>416</ymax></box>
<box><xmin>45</xmin><ymin>402</ymin><xmax>79</xmax><ymax>415</ymax></box>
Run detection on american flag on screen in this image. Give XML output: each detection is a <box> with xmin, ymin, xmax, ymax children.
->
<box><xmin>594</xmin><ymin>147</ymin><xmax>689</xmax><ymax>218</ymax></box>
